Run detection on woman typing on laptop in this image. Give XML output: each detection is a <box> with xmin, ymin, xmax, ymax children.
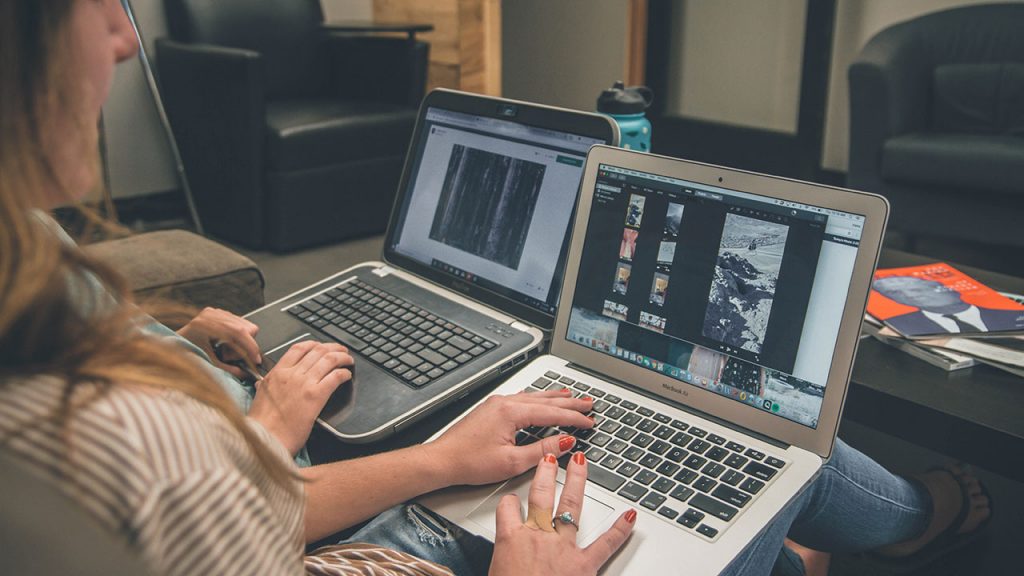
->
<box><xmin>0</xmin><ymin>1</ymin><xmax>988</xmax><ymax>575</ymax></box>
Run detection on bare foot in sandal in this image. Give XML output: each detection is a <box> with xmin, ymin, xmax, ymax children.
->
<box><xmin>785</xmin><ymin>538</ymin><xmax>831</xmax><ymax>576</ymax></box>
<box><xmin>876</xmin><ymin>464</ymin><xmax>991</xmax><ymax>558</ymax></box>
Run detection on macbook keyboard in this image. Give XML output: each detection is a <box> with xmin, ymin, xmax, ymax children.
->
<box><xmin>287</xmin><ymin>280</ymin><xmax>495</xmax><ymax>388</ymax></box>
<box><xmin>516</xmin><ymin>370</ymin><xmax>788</xmax><ymax>541</ymax></box>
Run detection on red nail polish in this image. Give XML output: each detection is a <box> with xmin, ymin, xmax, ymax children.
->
<box><xmin>572</xmin><ymin>451</ymin><xmax>586</xmax><ymax>465</ymax></box>
<box><xmin>558</xmin><ymin>435</ymin><xmax>575</xmax><ymax>452</ymax></box>
<box><xmin>582</xmin><ymin>395</ymin><xmax>593</xmax><ymax>402</ymax></box>
<box><xmin>561</xmin><ymin>387</ymin><xmax>572</xmax><ymax>394</ymax></box>
<box><xmin>625</xmin><ymin>509</ymin><xmax>637</xmax><ymax>524</ymax></box>
<box><xmin>544</xmin><ymin>453</ymin><xmax>557</xmax><ymax>464</ymax></box>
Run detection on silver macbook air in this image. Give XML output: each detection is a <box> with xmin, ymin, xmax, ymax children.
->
<box><xmin>246</xmin><ymin>90</ymin><xmax>618</xmax><ymax>442</ymax></box>
<box><xmin>419</xmin><ymin>145</ymin><xmax>888</xmax><ymax>574</ymax></box>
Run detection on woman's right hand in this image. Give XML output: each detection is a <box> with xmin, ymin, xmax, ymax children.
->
<box><xmin>488</xmin><ymin>450</ymin><xmax>636</xmax><ymax>576</ymax></box>
<box><xmin>248</xmin><ymin>341</ymin><xmax>353</xmax><ymax>456</ymax></box>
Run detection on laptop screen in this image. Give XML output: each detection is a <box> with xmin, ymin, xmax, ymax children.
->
<box><xmin>565</xmin><ymin>163</ymin><xmax>866</xmax><ymax>429</ymax></box>
<box><xmin>390</xmin><ymin>107</ymin><xmax>606</xmax><ymax>317</ymax></box>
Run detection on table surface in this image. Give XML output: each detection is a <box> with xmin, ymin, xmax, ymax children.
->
<box><xmin>845</xmin><ymin>250</ymin><xmax>1024</xmax><ymax>481</ymax></box>
<box><xmin>311</xmin><ymin>249</ymin><xmax>1024</xmax><ymax>480</ymax></box>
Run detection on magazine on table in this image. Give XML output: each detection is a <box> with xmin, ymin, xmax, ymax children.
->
<box><xmin>867</xmin><ymin>262</ymin><xmax>1024</xmax><ymax>339</ymax></box>
<box><xmin>861</xmin><ymin>318</ymin><xmax>977</xmax><ymax>371</ymax></box>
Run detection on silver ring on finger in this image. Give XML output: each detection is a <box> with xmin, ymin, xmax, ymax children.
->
<box><xmin>552</xmin><ymin>511</ymin><xmax>579</xmax><ymax>531</ymax></box>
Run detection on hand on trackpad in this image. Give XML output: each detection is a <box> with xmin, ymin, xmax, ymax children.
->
<box><xmin>465</xmin><ymin>472</ymin><xmax>616</xmax><ymax>546</ymax></box>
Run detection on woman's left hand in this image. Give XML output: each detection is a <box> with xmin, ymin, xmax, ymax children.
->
<box><xmin>489</xmin><ymin>451</ymin><xmax>636</xmax><ymax>576</ymax></box>
<box><xmin>427</xmin><ymin>388</ymin><xmax>595</xmax><ymax>487</ymax></box>
<box><xmin>177</xmin><ymin>307</ymin><xmax>262</xmax><ymax>380</ymax></box>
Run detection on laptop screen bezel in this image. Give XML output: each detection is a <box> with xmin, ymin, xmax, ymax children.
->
<box><xmin>382</xmin><ymin>89</ymin><xmax>619</xmax><ymax>330</ymax></box>
<box><xmin>551</xmin><ymin>145</ymin><xmax>889</xmax><ymax>460</ymax></box>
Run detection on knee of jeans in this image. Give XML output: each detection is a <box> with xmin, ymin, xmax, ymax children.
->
<box><xmin>406</xmin><ymin>504</ymin><xmax>462</xmax><ymax>547</ymax></box>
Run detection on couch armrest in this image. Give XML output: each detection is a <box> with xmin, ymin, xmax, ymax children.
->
<box><xmin>847</xmin><ymin>23</ymin><xmax>931</xmax><ymax>193</ymax></box>
<box><xmin>155</xmin><ymin>39</ymin><xmax>268</xmax><ymax>248</ymax></box>
<box><xmin>84</xmin><ymin>230</ymin><xmax>265</xmax><ymax>316</ymax></box>
<box><xmin>323</xmin><ymin>35</ymin><xmax>429</xmax><ymax>107</ymax></box>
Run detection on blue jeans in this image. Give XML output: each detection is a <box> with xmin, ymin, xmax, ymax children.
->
<box><xmin>341</xmin><ymin>439</ymin><xmax>932</xmax><ymax>575</ymax></box>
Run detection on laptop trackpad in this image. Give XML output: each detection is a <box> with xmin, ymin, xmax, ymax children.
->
<box><xmin>464</xmin><ymin>473</ymin><xmax>616</xmax><ymax>546</ymax></box>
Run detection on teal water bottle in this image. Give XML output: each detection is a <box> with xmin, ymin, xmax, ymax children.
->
<box><xmin>597</xmin><ymin>81</ymin><xmax>653</xmax><ymax>152</ymax></box>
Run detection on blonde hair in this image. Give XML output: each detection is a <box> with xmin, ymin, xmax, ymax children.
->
<box><xmin>0</xmin><ymin>0</ymin><xmax>296</xmax><ymax>490</ymax></box>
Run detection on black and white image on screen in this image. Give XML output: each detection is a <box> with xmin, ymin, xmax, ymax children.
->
<box><xmin>429</xmin><ymin>145</ymin><xmax>546</xmax><ymax>270</ymax></box>
<box><xmin>657</xmin><ymin>241</ymin><xmax>675</xmax><ymax>264</ymax></box>
<box><xmin>702</xmin><ymin>213</ymin><xmax>790</xmax><ymax>354</ymax></box>
<box><xmin>664</xmin><ymin>202</ymin><xmax>684</xmax><ymax>236</ymax></box>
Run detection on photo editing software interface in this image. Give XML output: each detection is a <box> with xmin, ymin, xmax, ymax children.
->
<box><xmin>392</xmin><ymin>107</ymin><xmax>606</xmax><ymax>315</ymax></box>
<box><xmin>566</xmin><ymin>165</ymin><xmax>866</xmax><ymax>428</ymax></box>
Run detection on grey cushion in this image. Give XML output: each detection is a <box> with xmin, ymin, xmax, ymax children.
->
<box><xmin>933</xmin><ymin>62</ymin><xmax>1024</xmax><ymax>135</ymax></box>
<box><xmin>84</xmin><ymin>230</ymin><xmax>265</xmax><ymax>315</ymax></box>
<box><xmin>881</xmin><ymin>132</ymin><xmax>1024</xmax><ymax>196</ymax></box>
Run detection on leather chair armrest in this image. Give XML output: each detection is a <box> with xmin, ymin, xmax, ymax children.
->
<box><xmin>323</xmin><ymin>35</ymin><xmax>429</xmax><ymax>106</ymax></box>
<box><xmin>155</xmin><ymin>39</ymin><xmax>268</xmax><ymax>248</ymax></box>
<box><xmin>847</xmin><ymin>23</ymin><xmax>930</xmax><ymax>192</ymax></box>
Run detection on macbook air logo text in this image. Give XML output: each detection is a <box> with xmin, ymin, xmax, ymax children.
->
<box><xmin>452</xmin><ymin>280</ymin><xmax>471</xmax><ymax>294</ymax></box>
<box><xmin>662</xmin><ymin>382</ymin><xmax>687</xmax><ymax>396</ymax></box>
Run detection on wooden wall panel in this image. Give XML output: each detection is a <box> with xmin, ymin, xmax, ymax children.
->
<box><xmin>373</xmin><ymin>0</ymin><xmax>500</xmax><ymax>95</ymax></box>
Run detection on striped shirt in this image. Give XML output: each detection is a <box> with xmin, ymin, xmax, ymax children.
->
<box><xmin>0</xmin><ymin>376</ymin><xmax>452</xmax><ymax>576</ymax></box>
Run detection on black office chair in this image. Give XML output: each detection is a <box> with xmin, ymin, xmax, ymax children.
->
<box><xmin>156</xmin><ymin>0</ymin><xmax>428</xmax><ymax>251</ymax></box>
<box><xmin>847</xmin><ymin>3</ymin><xmax>1024</xmax><ymax>273</ymax></box>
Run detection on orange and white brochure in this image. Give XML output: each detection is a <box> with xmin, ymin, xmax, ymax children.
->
<box><xmin>867</xmin><ymin>262</ymin><xmax>1024</xmax><ymax>338</ymax></box>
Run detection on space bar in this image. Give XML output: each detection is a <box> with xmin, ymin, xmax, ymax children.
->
<box><xmin>322</xmin><ymin>325</ymin><xmax>368</xmax><ymax>351</ymax></box>
<box><xmin>585</xmin><ymin>464</ymin><xmax>626</xmax><ymax>493</ymax></box>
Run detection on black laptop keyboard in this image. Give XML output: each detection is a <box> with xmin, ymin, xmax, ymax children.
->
<box><xmin>287</xmin><ymin>280</ymin><xmax>495</xmax><ymax>388</ymax></box>
<box><xmin>516</xmin><ymin>370</ymin><xmax>788</xmax><ymax>541</ymax></box>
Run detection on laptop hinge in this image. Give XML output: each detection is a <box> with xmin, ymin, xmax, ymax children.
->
<box><xmin>566</xmin><ymin>362</ymin><xmax>791</xmax><ymax>450</ymax></box>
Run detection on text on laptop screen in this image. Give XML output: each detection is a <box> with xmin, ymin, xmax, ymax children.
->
<box><xmin>391</xmin><ymin>108</ymin><xmax>606</xmax><ymax>315</ymax></box>
<box><xmin>566</xmin><ymin>164</ymin><xmax>866</xmax><ymax>429</ymax></box>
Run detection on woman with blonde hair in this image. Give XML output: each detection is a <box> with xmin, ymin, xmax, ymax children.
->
<box><xmin>0</xmin><ymin>2</ymin><xmax>990</xmax><ymax>575</ymax></box>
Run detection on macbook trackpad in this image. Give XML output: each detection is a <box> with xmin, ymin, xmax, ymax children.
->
<box><xmin>464</xmin><ymin>472</ymin><xmax>616</xmax><ymax>546</ymax></box>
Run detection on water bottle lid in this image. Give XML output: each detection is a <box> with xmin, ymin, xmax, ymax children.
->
<box><xmin>597</xmin><ymin>81</ymin><xmax>654</xmax><ymax>114</ymax></box>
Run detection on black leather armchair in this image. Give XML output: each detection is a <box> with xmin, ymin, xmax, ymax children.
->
<box><xmin>156</xmin><ymin>0</ymin><xmax>428</xmax><ymax>251</ymax></box>
<box><xmin>848</xmin><ymin>4</ymin><xmax>1024</xmax><ymax>267</ymax></box>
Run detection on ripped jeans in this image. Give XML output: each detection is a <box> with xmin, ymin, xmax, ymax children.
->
<box><xmin>339</xmin><ymin>503</ymin><xmax>493</xmax><ymax>575</ymax></box>
<box><xmin>339</xmin><ymin>439</ymin><xmax>931</xmax><ymax>575</ymax></box>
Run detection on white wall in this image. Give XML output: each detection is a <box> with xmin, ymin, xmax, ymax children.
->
<box><xmin>666</xmin><ymin>0</ymin><xmax>807</xmax><ymax>134</ymax></box>
<box><xmin>502</xmin><ymin>0</ymin><xmax>628</xmax><ymax>112</ymax></box>
<box><xmin>102</xmin><ymin>0</ymin><xmax>371</xmax><ymax>199</ymax></box>
<box><xmin>321</xmin><ymin>0</ymin><xmax>372</xmax><ymax>21</ymax></box>
<box><xmin>103</xmin><ymin>0</ymin><xmax>176</xmax><ymax>198</ymax></box>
